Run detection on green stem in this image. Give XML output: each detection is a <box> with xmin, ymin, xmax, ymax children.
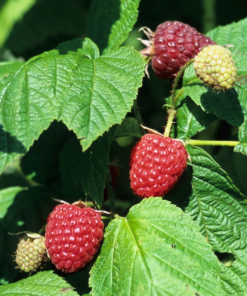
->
<box><xmin>164</xmin><ymin>109</ymin><xmax>176</xmax><ymax>137</ymax></box>
<box><xmin>171</xmin><ymin>59</ymin><xmax>194</xmax><ymax>108</ymax></box>
<box><xmin>187</xmin><ymin>139</ymin><xmax>239</xmax><ymax>146</ymax></box>
<box><xmin>164</xmin><ymin>59</ymin><xmax>194</xmax><ymax>137</ymax></box>
<box><xmin>101</xmin><ymin>216</ymin><xmax>112</xmax><ymax>220</ymax></box>
<box><xmin>14</xmin><ymin>159</ymin><xmax>41</xmax><ymax>187</ymax></box>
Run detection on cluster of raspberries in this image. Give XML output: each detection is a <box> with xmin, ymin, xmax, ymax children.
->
<box><xmin>15</xmin><ymin>21</ymin><xmax>237</xmax><ymax>276</ymax></box>
<box><xmin>16</xmin><ymin>203</ymin><xmax>104</xmax><ymax>274</ymax></box>
<box><xmin>140</xmin><ymin>21</ymin><xmax>216</xmax><ymax>79</ymax></box>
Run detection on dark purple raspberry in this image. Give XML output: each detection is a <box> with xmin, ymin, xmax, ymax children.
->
<box><xmin>129</xmin><ymin>134</ymin><xmax>188</xmax><ymax>198</ymax></box>
<box><xmin>140</xmin><ymin>21</ymin><xmax>216</xmax><ymax>80</ymax></box>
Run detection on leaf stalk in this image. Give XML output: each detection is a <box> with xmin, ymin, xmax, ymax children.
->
<box><xmin>187</xmin><ymin>139</ymin><xmax>240</xmax><ymax>146</ymax></box>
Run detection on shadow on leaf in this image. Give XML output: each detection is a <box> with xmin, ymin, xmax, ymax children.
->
<box><xmin>0</xmin><ymin>187</ymin><xmax>56</xmax><ymax>284</ymax></box>
<box><xmin>200</xmin><ymin>87</ymin><xmax>244</xmax><ymax>127</ymax></box>
<box><xmin>4</xmin><ymin>0</ymin><xmax>90</xmax><ymax>59</ymax></box>
<box><xmin>165</xmin><ymin>165</ymin><xmax>193</xmax><ymax>211</ymax></box>
<box><xmin>86</xmin><ymin>0</ymin><xmax>121</xmax><ymax>53</ymax></box>
<box><xmin>0</xmin><ymin>124</ymin><xmax>26</xmax><ymax>154</ymax></box>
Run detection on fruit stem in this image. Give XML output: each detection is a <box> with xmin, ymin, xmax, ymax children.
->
<box><xmin>187</xmin><ymin>139</ymin><xmax>240</xmax><ymax>146</ymax></box>
<box><xmin>164</xmin><ymin>59</ymin><xmax>194</xmax><ymax>137</ymax></box>
<box><xmin>171</xmin><ymin>58</ymin><xmax>194</xmax><ymax>108</ymax></box>
<box><xmin>164</xmin><ymin>109</ymin><xmax>176</xmax><ymax>137</ymax></box>
<box><xmin>101</xmin><ymin>216</ymin><xmax>112</xmax><ymax>220</ymax></box>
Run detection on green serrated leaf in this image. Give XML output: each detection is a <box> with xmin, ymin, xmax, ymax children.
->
<box><xmin>0</xmin><ymin>61</ymin><xmax>24</xmax><ymax>88</ymax></box>
<box><xmin>174</xmin><ymin>93</ymin><xmax>216</xmax><ymax>140</ymax></box>
<box><xmin>0</xmin><ymin>186</ymin><xmax>25</xmax><ymax>220</ymax></box>
<box><xmin>114</xmin><ymin>117</ymin><xmax>143</xmax><ymax>139</ymax></box>
<box><xmin>90</xmin><ymin>198</ymin><xmax>225</xmax><ymax>296</ymax></box>
<box><xmin>232</xmin><ymin>49</ymin><xmax>247</xmax><ymax>79</ymax></box>
<box><xmin>239</xmin><ymin>44</ymin><xmax>247</xmax><ymax>53</ymax></box>
<box><xmin>207</xmin><ymin>18</ymin><xmax>247</xmax><ymax>48</ymax></box>
<box><xmin>87</xmin><ymin>0</ymin><xmax>141</xmax><ymax>54</ymax></box>
<box><xmin>218</xmin><ymin>248</ymin><xmax>247</xmax><ymax>295</ymax></box>
<box><xmin>167</xmin><ymin>145</ymin><xmax>247</xmax><ymax>252</ymax></box>
<box><xmin>166</xmin><ymin>145</ymin><xmax>247</xmax><ymax>295</ymax></box>
<box><xmin>0</xmin><ymin>271</ymin><xmax>79</xmax><ymax>296</ymax></box>
<box><xmin>57</xmin><ymin>38</ymin><xmax>100</xmax><ymax>60</ymax></box>
<box><xmin>0</xmin><ymin>186</ymin><xmax>55</xmax><ymax>283</ymax></box>
<box><xmin>234</xmin><ymin>119</ymin><xmax>247</xmax><ymax>155</ymax></box>
<box><xmin>0</xmin><ymin>42</ymin><xmax>145</xmax><ymax>173</ymax></box>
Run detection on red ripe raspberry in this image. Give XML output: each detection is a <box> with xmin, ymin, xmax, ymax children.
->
<box><xmin>129</xmin><ymin>134</ymin><xmax>188</xmax><ymax>198</ymax></box>
<box><xmin>45</xmin><ymin>203</ymin><xmax>104</xmax><ymax>273</ymax></box>
<box><xmin>140</xmin><ymin>21</ymin><xmax>215</xmax><ymax>80</ymax></box>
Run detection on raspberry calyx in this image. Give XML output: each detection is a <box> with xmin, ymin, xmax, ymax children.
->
<box><xmin>45</xmin><ymin>200</ymin><xmax>105</xmax><ymax>273</ymax></box>
<box><xmin>139</xmin><ymin>21</ymin><xmax>216</xmax><ymax>80</ymax></box>
<box><xmin>129</xmin><ymin>133</ymin><xmax>188</xmax><ymax>198</ymax></box>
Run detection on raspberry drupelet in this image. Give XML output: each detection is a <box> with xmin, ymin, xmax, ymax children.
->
<box><xmin>194</xmin><ymin>45</ymin><xmax>237</xmax><ymax>90</ymax></box>
<box><xmin>129</xmin><ymin>134</ymin><xmax>188</xmax><ymax>198</ymax></box>
<box><xmin>15</xmin><ymin>234</ymin><xmax>46</xmax><ymax>273</ymax></box>
<box><xmin>45</xmin><ymin>203</ymin><xmax>104</xmax><ymax>273</ymax></box>
<box><xmin>140</xmin><ymin>21</ymin><xmax>216</xmax><ymax>80</ymax></box>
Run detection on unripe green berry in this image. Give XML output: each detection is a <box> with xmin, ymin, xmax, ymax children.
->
<box><xmin>194</xmin><ymin>45</ymin><xmax>237</xmax><ymax>90</ymax></box>
<box><xmin>15</xmin><ymin>234</ymin><xmax>46</xmax><ymax>273</ymax></box>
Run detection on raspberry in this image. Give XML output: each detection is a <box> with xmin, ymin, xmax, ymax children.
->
<box><xmin>15</xmin><ymin>233</ymin><xmax>46</xmax><ymax>273</ymax></box>
<box><xmin>194</xmin><ymin>45</ymin><xmax>237</xmax><ymax>90</ymax></box>
<box><xmin>129</xmin><ymin>134</ymin><xmax>188</xmax><ymax>198</ymax></box>
<box><xmin>45</xmin><ymin>202</ymin><xmax>104</xmax><ymax>273</ymax></box>
<box><xmin>139</xmin><ymin>21</ymin><xmax>215</xmax><ymax>80</ymax></box>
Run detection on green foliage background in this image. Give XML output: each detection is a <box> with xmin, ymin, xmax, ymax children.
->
<box><xmin>1</xmin><ymin>0</ymin><xmax>247</xmax><ymax>295</ymax></box>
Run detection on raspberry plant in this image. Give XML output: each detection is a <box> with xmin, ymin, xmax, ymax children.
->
<box><xmin>1</xmin><ymin>1</ymin><xmax>247</xmax><ymax>296</ymax></box>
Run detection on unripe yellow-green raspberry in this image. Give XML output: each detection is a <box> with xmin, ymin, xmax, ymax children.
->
<box><xmin>15</xmin><ymin>234</ymin><xmax>46</xmax><ymax>273</ymax></box>
<box><xmin>194</xmin><ymin>45</ymin><xmax>237</xmax><ymax>90</ymax></box>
